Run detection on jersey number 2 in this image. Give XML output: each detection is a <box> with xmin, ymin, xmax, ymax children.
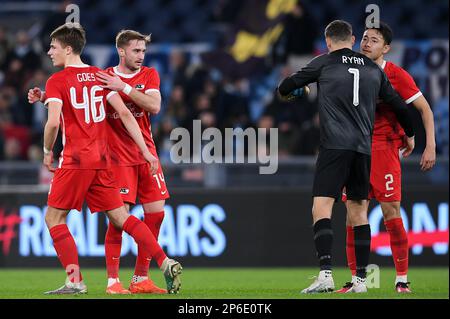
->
<box><xmin>348</xmin><ymin>68</ymin><xmax>360</xmax><ymax>106</ymax></box>
<box><xmin>70</xmin><ymin>86</ymin><xmax>106</xmax><ymax>124</ymax></box>
<box><xmin>385</xmin><ymin>174</ymin><xmax>394</xmax><ymax>191</ymax></box>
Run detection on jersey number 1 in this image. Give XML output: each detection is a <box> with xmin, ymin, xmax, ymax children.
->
<box><xmin>348</xmin><ymin>68</ymin><xmax>360</xmax><ymax>107</ymax></box>
<box><xmin>70</xmin><ymin>86</ymin><xmax>106</xmax><ymax>124</ymax></box>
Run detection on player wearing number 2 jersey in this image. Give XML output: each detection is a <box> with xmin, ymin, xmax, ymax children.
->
<box><xmin>39</xmin><ymin>23</ymin><xmax>181</xmax><ymax>295</ymax></box>
<box><xmin>338</xmin><ymin>22</ymin><xmax>436</xmax><ymax>294</ymax></box>
<box><xmin>278</xmin><ymin>20</ymin><xmax>415</xmax><ymax>294</ymax></box>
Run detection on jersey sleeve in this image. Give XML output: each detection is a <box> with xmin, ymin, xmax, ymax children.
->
<box><xmin>144</xmin><ymin>68</ymin><xmax>160</xmax><ymax>95</ymax></box>
<box><xmin>278</xmin><ymin>54</ymin><xmax>325</xmax><ymax>95</ymax></box>
<box><xmin>395</xmin><ymin>67</ymin><xmax>422</xmax><ymax>104</ymax></box>
<box><xmin>44</xmin><ymin>75</ymin><xmax>63</xmax><ymax>106</ymax></box>
<box><xmin>378</xmin><ymin>70</ymin><xmax>415</xmax><ymax>137</ymax></box>
<box><xmin>378</xmin><ymin>70</ymin><xmax>401</xmax><ymax>104</ymax></box>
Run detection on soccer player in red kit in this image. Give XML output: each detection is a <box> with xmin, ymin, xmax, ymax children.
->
<box><xmin>338</xmin><ymin>22</ymin><xmax>436</xmax><ymax>293</ymax></box>
<box><xmin>39</xmin><ymin>23</ymin><xmax>182</xmax><ymax>294</ymax></box>
<box><xmin>94</xmin><ymin>30</ymin><xmax>169</xmax><ymax>294</ymax></box>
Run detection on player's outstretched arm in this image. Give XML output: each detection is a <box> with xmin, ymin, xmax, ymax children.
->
<box><xmin>43</xmin><ymin>101</ymin><xmax>62</xmax><ymax>172</ymax></box>
<box><xmin>96</xmin><ymin>71</ymin><xmax>161</xmax><ymax>114</ymax></box>
<box><xmin>277</xmin><ymin>55</ymin><xmax>323</xmax><ymax>101</ymax></box>
<box><xmin>412</xmin><ymin>95</ymin><xmax>436</xmax><ymax>171</ymax></box>
<box><xmin>108</xmin><ymin>93</ymin><xmax>158</xmax><ymax>173</ymax></box>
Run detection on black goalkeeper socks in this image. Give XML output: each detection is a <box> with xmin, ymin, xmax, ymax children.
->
<box><xmin>354</xmin><ymin>224</ymin><xmax>371</xmax><ymax>279</ymax></box>
<box><xmin>313</xmin><ymin>218</ymin><xmax>333</xmax><ymax>271</ymax></box>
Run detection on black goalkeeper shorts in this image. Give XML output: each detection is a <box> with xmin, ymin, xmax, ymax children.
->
<box><xmin>313</xmin><ymin>147</ymin><xmax>371</xmax><ymax>201</ymax></box>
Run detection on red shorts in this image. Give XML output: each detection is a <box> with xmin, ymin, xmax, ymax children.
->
<box><xmin>113</xmin><ymin>162</ymin><xmax>170</xmax><ymax>205</ymax></box>
<box><xmin>369</xmin><ymin>146</ymin><xmax>402</xmax><ymax>202</ymax></box>
<box><xmin>48</xmin><ymin>168</ymin><xmax>124</xmax><ymax>212</ymax></box>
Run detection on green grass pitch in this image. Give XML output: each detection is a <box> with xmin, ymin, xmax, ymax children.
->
<box><xmin>0</xmin><ymin>267</ymin><xmax>447</xmax><ymax>299</ymax></box>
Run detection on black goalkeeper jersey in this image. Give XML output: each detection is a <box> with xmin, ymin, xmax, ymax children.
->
<box><xmin>279</xmin><ymin>48</ymin><xmax>413</xmax><ymax>155</ymax></box>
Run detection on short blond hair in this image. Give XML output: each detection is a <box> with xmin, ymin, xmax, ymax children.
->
<box><xmin>115</xmin><ymin>30</ymin><xmax>151</xmax><ymax>48</ymax></box>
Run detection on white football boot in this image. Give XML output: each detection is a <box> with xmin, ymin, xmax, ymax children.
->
<box><xmin>347</xmin><ymin>276</ymin><xmax>368</xmax><ymax>293</ymax></box>
<box><xmin>301</xmin><ymin>270</ymin><xmax>335</xmax><ymax>294</ymax></box>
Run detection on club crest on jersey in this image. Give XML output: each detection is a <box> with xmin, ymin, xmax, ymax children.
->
<box><xmin>135</xmin><ymin>84</ymin><xmax>145</xmax><ymax>90</ymax></box>
<box><xmin>119</xmin><ymin>188</ymin><xmax>129</xmax><ymax>194</ymax></box>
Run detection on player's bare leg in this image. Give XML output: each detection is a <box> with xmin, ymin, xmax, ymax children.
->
<box><xmin>345</xmin><ymin>200</ymin><xmax>371</xmax><ymax>293</ymax></box>
<box><xmin>302</xmin><ymin>197</ymin><xmax>335</xmax><ymax>293</ymax></box>
<box><xmin>106</xmin><ymin>205</ymin><xmax>182</xmax><ymax>294</ymax></box>
<box><xmin>381</xmin><ymin>201</ymin><xmax>411</xmax><ymax>293</ymax></box>
<box><xmin>44</xmin><ymin>207</ymin><xmax>87</xmax><ymax>295</ymax></box>
<box><xmin>128</xmin><ymin>200</ymin><xmax>167</xmax><ymax>294</ymax></box>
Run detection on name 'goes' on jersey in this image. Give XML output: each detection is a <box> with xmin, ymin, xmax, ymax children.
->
<box><xmin>44</xmin><ymin>64</ymin><xmax>116</xmax><ymax>169</ymax></box>
<box><xmin>289</xmin><ymin>48</ymin><xmax>402</xmax><ymax>155</ymax></box>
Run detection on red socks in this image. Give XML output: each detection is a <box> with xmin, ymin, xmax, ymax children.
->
<box><xmin>105</xmin><ymin>222</ymin><xmax>122</xmax><ymax>278</ymax></box>
<box><xmin>105</xmin><ymin>212</ymin><xmax>166</xmax><ymax>277</ymax></box>
<box><xmin>122</xmin><ymin>215</ymin><xmax>167</xmax><ymax>269</ymax></box>
<box><xmin>346</xmin><ymin>218</ymin><xmax>409</xmax><ymax>277</ymax></box>
<box><xmin>134</xmin><ymin>212</ymin><xmax>165</xmax><ymax>276</ymax></box>
<box><xmin>346</xmin><ymin>226</ymin><xmax>357</xmax><ymax>276</ymax></box>
<box><xmin>144</xmin><ymin>211</ymin><xmax>165</xmax><ymax>240</ymax></box>
<box><xmin>385</xmin><ymin>218</ymin><xmax>409</xmax><ymax>276</ymax></box>
<box><xmin>49</xmin><ymin>224</ymin><xmax>83</xmax><ymax>283</ymax></box>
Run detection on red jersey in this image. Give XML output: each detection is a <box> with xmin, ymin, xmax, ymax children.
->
<box><xmin>105</xmin><ymin>66</ymin><xmax>160</xmax><ymax>166</ymax></box>
<box><xmin>372</xmin><ymin>61</ymin><xmax>422</xmax><ymax>150</ymax></box>
<box><xmin>44</xmin><ymin>64</ymin><xmax>116</xmax><ymax>169</ymax></box>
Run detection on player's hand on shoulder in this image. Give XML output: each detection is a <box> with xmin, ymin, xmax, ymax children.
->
<box><xmin>401</xmin><ymin>135</ymin><xmax>415</xmax><ymax>158</ymax></box>
<box><xmin>96</xmin><ymin>70</ymin><xmax>125</xmax><ymax>91</ymax></box>
<box><xmin>420</xmin><ymin>145</ymin><xmax>436</xmax><ymax>171</ymax></box>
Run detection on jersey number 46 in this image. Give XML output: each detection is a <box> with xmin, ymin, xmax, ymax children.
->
<box><xmin>70</xmin><ymin>85</ymin><xmax>106</xmax><ymax>124</ymax></box>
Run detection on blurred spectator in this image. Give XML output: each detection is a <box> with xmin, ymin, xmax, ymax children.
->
<box><xmin>169</xmin><ymin>49</ymin><xmax>189</xmax><ymax>87</ymax></box>
<box><xmin>2</xmin><ymin>125</ymin><xmax>31</xmax><ymax>160</ymax></box>
<box><xmin>4</xmin><ymin>138</ymin><xmax>22</xmax><ymax>160</ymax></box>
<box><xmin>217</xmin><ymin>77</ymin><xmax>251</xmax><ymax>129</ymax></box>
<box><xmin>2</xmin><ymin>59</ymin><xmax>26</xmax><ymax>90</ymax></box>
<box><xmin>0</xmin><ymin>87</ymin><xmax>13</xmax><ymax>128</ymax></box>
<box><xmin>184</xmin><ymin>65</ymin><xmax>211</xmax><ymax>105</ymax></box>
<box><xmin>2</xmin><ymin>30</ymin><xmax>42</xmax><ymax>83</ymax></box>
<box><xmin>199</xmin><ymin>109</ymin><xmax>217</xmax><ymax>129</ymax></box>
<box><xmin>274</xmin><ymin>3</ymin><xmax>318</xmax><ymax>67</ymax></box>
<box><xmin>154</xmin><ymin>116</ymin><xmax>177</xmax><ymax>162</ymax></box>
<box><xmin>277</xmin><ymin>119</ymin><xmax>301</xmax><ymax>158</ymax></box>
<box><xmin>166</xmin><ymin>85</ymin><xmax>189</xmax><ymax>126</ymax></box>
<box><xmin>27</xmin><ymin>144</ymin><xmax>43</xmax><ymax>162</ymax></box>
<box><xmin>0</xmin><ymin>25</ymin><xmax>12</xmax><ymax>73</ymax></box>
<box><xmin>256</xmin><ymin>114</ymin><xmax>275</xmax><ymax>160</ymax></box>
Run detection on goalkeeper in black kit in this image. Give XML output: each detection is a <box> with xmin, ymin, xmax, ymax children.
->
<box><xmin>277</xmin><ymin>20</ymin><xmax>415</xmax><ymax>294</ymax></box>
